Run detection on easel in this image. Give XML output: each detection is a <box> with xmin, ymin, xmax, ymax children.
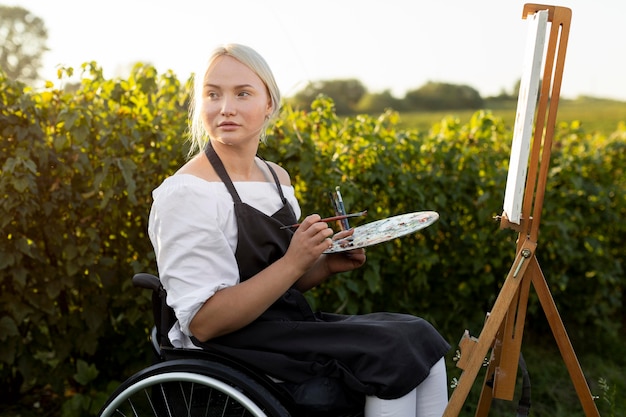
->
<box><xmin>443</xmin><ymin>4</ymin><xmax>601</xmax><ymax>417</ymax></box>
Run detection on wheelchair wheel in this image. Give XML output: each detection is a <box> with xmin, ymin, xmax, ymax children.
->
<box><xmin>99</xmin><ymin>358</ymin><xmax>290</xmax><ymax>417</ymax></box>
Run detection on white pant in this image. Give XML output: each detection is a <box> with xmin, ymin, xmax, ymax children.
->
<box><xmin>364</xmin><ymin>357</ymin><xmax>448</xmax><ymax>417</ymax></box>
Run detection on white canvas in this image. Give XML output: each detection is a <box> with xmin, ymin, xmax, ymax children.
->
<box><xmin>502</xmin><ymin>10</ymin><xmax>549</xmax><ymax>224</ymax></box>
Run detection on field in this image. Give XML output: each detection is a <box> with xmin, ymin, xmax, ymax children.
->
<box><xmin>398</xmin><ymin>97</ymin><xmax>626</xmax><ymax>416</ymax></box>
<box><xmin>397</xmin><ymin>96</ymin><xmax>626</xmax><ymax>135</ymax></box>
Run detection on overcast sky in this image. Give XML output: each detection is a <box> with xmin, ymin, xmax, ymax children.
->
<box><xmin>12</xmin><ymin>0</ymin><xmax>626</xmax><ymax>100</ymax></box>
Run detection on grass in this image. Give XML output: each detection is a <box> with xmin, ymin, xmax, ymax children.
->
<box><xmin>397</xmin><ymin>97</ymin><xmax>626</xmax><ymax>135</ymax></box>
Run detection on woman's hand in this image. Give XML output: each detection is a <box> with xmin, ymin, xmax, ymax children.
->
<box><xmin>283</xmin><ymin>214</ymin><xmax>335</xmax><ymax>276</ymax></box>
<box><xmin>289</xmin><ymin>218</ymin><xmax>366</xmax><ymax>292</ymax></box>
<box><xmin>325</xmin><ymin>228</ymin><xmax>366</xmax><ymax>274</ymax></box>
<box><xmin>191</xmin><ymin>214</ymin><xmax>334</xmax><ymax>341</ymax></box>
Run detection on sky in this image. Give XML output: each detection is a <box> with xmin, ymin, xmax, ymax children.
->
<box><xmin>10</xmin><ymin>0</ymin><xmax>626</xmax><ymax>101</ymax></box>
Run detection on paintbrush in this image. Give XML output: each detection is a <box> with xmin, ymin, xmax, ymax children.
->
<box><xmin>280</xmin><ymin>210</ymin><xmax>367</xmax><ymax>229</ymax></box>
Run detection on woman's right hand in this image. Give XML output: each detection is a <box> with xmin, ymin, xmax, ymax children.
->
<box><xmin>190</xmin><ymin>214</ymin><xmax>333</xmax><ymax>341</ymax></box>
<box><xmin>283</xmin><ymin>214</ymin><xmax>334</xmax><ymax>274</ymax></box>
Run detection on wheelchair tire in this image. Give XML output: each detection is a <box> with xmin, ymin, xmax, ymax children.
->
<box><xmin>98</xmin><ymin>358</ymin><xmax>290</xmax><ymax>417</ymax></box>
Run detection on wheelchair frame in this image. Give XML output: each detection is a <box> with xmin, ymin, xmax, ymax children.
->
<box><xmin>98</xmin><ymin>273</ymin><xmax>364</xmax><ymax>417</ymax></box>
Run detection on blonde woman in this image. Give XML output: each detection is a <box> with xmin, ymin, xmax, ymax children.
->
<box><xmin>148</xmin><ymin>43</ymin><xmax>449</xmax><ymax>417</ymax></box>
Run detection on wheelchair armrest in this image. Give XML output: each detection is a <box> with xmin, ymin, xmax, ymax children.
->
<box><xmin>132</xmin><ymin>273</ymin><xmax>162</xmax><ymax>291</ymax></box>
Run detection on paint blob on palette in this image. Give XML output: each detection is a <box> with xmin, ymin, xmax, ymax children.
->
<box><xmin>324</xmin><ymin>211</ymin><xmax>439</xmax><ymax>254</ymax></box>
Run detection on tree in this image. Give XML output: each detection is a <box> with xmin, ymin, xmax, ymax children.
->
<box><xmin>0</xmin><ymin>5</ymin><xmax>48</xmax><ymax>84</ymax></box>
<box><xmin>404</xmin><ymin>81</ymin><xmax>484</xmax><ymax>110</ymax></box>
<box><xmin>289</xmin><ymin>78</ymin><xmax>367</xmax><ymax>115</ymax></box>
<box><xmin>356</xmin><ymin>89</ymin><xmax>406</xmax><ymax>113</ymax></box>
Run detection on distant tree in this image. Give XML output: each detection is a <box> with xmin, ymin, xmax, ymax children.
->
<box><xmin>356</xmin><ymin>89</ymin><xmax>406</xmax><ymax>113</ymax></box>
<box><xmin>404</xmin><ymin>81</ymin><xmax>483</xmax><ymax>110</ymax></box>
<box><xmin>290</xmin><ymin>78</ymin><xmax>367</xmax><ymax>115</ymax></box>
<box><xmin>0</xmin><ymin>5</ymin><xmax>48</xmax><ymax>84</ymax></box>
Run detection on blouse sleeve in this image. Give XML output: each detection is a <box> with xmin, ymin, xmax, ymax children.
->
<box><xmin>148</xmin><ymin>176</ymin><xmax>239</xmax><ymax>337</ymax></box>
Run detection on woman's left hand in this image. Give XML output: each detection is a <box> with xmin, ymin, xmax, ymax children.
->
<box><xmin>325</xmin><ymin>229</ymin><xmax>366</xmax><ymax>274</ymax></box>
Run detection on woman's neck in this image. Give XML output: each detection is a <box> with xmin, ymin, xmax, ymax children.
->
<box><xmin>211</xmin><ymin>141</ymin><xmax>263</xmax><ymax>182</ymax></box>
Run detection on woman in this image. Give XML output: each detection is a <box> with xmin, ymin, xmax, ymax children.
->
<box><xmin>148</xmin><ymin>43</ymin><xmax>450</xmax><ymax>417</ymax></box>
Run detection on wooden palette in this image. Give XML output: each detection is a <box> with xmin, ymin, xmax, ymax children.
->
<box><xmin>324</xmin><ymin>211</ymin><xmax>439</xmax><ymax>253</ymax></box>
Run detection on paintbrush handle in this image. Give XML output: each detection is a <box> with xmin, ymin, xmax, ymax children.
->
<box><xmin>280</xmin><ymin>210</ymin><xmax>367</xmax><ymax>229</ymax></box>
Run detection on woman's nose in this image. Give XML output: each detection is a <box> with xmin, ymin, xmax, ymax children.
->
<box><xmin>220</xmin><ymin>97</ymin><xmax>236</xmax><ymax>116</ymax></box>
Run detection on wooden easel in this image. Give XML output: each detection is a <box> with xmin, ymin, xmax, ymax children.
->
<box><xmin>443</xmin><ymin>4</ymin><xmax>601</xmax><ymax>417</ymax></box>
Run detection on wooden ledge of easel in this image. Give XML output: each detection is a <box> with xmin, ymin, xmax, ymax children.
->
<box><xmin>455</xmin><ymin>330</ymin><xmax>479</xmax><ymax>371</ymax></box>
<box><xmin>497</xmin><ymin>212</ymin><xmax>533</xmax><ymax>233</ymax></box>
<box><xmin>455</xmin><ymin>310</ymin><xmax>493</xmax><ymax>371</ymax></box>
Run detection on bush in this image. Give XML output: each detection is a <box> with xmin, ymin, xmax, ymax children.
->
<box><xmin>1</xmin><ymin>65</ymin><xmax>623</xmax><ymax>416</ymax></box>
<box><xmin>0</xmin><ymin>63</ymin><xmax>189</xmax><ymax>415</ymax></box>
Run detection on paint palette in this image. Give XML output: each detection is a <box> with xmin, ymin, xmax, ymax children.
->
<box><xmin>324</xmin><ymin>211</ymin><xmax>439</xmax><ymax>253</ymax></box>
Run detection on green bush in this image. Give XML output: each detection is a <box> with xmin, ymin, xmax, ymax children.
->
<box><xmin>0</xmin><ymin>63</ymin><xmax>189</xmax><ymax>415</ymax></box>
<box><xmin>1</xmin><ymin>65</ymin><xmax>624</xmax><ymax>416</ymax></box>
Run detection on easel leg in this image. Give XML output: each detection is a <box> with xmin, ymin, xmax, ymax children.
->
<box><xmin>529</xmin><ymin>257</ymin><xmax>601</xmax><ymax>417</ymax></box>
<box><xmin>443</xmin><ymin>284</ymin><xmax>518</xmax><ymax>416</ymax></box>
<box><xmin>474</xmin><ymin>329</ymin><xmax>498</xmax><ymax>417</ymax></box>
<box><xmin>443</xmin><ymin>244</ymin><xmax>533</xmax><ymax>417</ymax></box>
<box><xmin>474</xmin><ymin>266</ymin><xmax>533</xmax><ymax>417</ymax></box>
<box><xmin>493</xmin><ymin>264</ymin><xmax>533</xmax><ymax>400</ymax></box>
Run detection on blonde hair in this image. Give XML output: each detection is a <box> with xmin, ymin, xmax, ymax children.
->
<box><xmin>187</xmin><ymin>43</ymin><xmax>281</xmax><ymax>157</ymax></box>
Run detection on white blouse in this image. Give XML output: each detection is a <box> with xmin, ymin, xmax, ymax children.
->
<box><xmin>147</xmin><ymin>174</ymin><xmax>301</xmax><ymax>348</ymax></box>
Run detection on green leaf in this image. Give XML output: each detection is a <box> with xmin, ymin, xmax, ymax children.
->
<box><xmin>12</xmin><ymin>176</ymin><xmax>31</xmax><ymax>192</ymax></box>
<box><xmin>0</xmin><ymin>339</ymin><xmax>16</xmax><ymax>364</ymax></box>
<box><xmin>0</xmin><ymin>316</ymin><xmax>19</xmax><ymax>341</ymax></box>
<box><xmin>74</xmin><ymin>359</ymin><xmax>99</xmax><ymax>386</ymax></box>
<box><xmin>0</xmin><ymin>252</ymin><xmax>15</xmax><ymax>269</ymax></box>
<box><xmin>364</xmin><ymin>266</ymin><xmax>380</xmax><ymax>294</ymax></box>
<box><xmin>61</xmin><ymin>393</ymin><xmax>93</xmax><ymax>417</ymax></box>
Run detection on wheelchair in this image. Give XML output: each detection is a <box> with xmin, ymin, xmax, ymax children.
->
<box><xmin>98</xmin><ymin>273</ymin><xmax>365</xmax><ymax>417</ymax></box>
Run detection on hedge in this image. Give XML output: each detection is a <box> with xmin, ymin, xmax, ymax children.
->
<box><xmin>1</xmin><ymin>64</ymin><xmax>624</xmax><ymax>415</ymax></box>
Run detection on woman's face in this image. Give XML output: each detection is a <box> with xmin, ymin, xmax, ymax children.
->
<box><xmin>201</xmin><ymin>55</ymin><xmax>272</xmax><ymax>147</ymax></box>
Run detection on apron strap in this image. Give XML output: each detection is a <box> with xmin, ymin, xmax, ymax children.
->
<box><xmin>258</xmin><ymin>156</ymin><xmax>288</xmax><ymax>205</ymax></box>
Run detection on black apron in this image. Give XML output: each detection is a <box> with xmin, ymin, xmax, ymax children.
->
<box><xmin>193</xmin><ymin>142</ymin><xmax>450</xmax><ymax>400</ymax></box>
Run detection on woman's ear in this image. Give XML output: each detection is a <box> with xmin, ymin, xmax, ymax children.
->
<box><xmin>266</xmin><ymin>98</ymin><xmax>273</xmax><ymax>118</ymax></box>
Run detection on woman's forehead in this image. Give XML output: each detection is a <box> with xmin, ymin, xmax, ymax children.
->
<box><xmin>204</xmin><ymin>55</ymin><xmax>261</xmax><ymax>85</ymax></box>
